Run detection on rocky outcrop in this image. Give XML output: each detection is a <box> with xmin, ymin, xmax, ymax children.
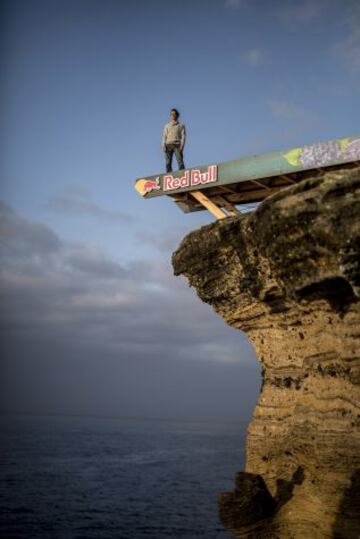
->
<box><xmin>172</xmin><ymin>166</ymin><xmax>360</xmax><ymax>538</ymax></box>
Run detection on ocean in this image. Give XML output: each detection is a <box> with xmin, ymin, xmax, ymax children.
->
<box><xmin>0</xmin><ymin>415</ymin><xmax>246</xmax><ymax>539</ymax></box>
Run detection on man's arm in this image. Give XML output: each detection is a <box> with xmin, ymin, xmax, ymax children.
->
<box><xmin>180</xmin><ymin>124</ymin><xmax>186</xmax><ymax>151</ymax></box>
<box><xmin>162</xmin><ymin>125</ymin><xmax>167</xmax><ymax>151</ymax></box>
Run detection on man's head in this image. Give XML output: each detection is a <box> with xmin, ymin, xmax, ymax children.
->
<box><xmin>170</xmin><ymin>108</ymin><xmax>179</xmax><ymax>122</ymax></box>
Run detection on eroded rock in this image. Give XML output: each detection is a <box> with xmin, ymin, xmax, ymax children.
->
<box><xmin>172</xmin><ymin>166</ymin><xmax>360</xmax><ymax>538</ymax></box>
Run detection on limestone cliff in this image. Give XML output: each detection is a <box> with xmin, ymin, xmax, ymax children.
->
<box><xmin>172</xmin><ymin>166</ymin><xmax>360</xmax><ymax>538</ymax></box>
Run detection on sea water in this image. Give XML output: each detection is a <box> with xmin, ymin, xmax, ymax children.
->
<box><xmin>0</xmin><ymin>415</ymin><xmax>246</xmax><ymax>538</ymax></box>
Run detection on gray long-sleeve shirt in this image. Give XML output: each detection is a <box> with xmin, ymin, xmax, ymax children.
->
<box><xmin>162</xmin><ymin>121</ymin><xmax>186</xmax><ymax>149</ymax></box>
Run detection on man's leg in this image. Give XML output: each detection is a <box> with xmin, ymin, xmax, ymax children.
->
<box><xmin>174</xmin><ymin>145</ymin><xmax>185</xmax><ymax>170</ymax></box>
<box><xmin>165</xmin><ymin>145</ymin><xmax>174</xmax><ymax>172</ymax></box>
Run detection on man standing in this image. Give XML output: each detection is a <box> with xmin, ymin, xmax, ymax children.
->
<box><xmin>162</xmin><ymin>108</ymin><xmax>186</xmax><ymax>172</ymax></box>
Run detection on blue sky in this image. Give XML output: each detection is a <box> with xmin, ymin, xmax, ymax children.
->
<box><xmin>1</xmin><ymin>0</ymin><xmax>359</xmax><ymax>420</ymax></box>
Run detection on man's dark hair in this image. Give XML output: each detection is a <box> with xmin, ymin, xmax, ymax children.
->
<box><xmin>171</xmin><ymin>108</ymin><xmax>180</xmax><ymax>118</ymax></box>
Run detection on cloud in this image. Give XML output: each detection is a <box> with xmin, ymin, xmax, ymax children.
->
<box><xmin>135</xmin><ymin>225</ymin><xmax>194</xmax><ymax>253</ymax></box>
<box><xmin>0</xmin><ymin>203</ymin><xmax>260</xmax><ymax>420</ymax></box>
<box><xmin>0</xmin><ymin>201</ymin><xmax>61</xmax><ymax>264</ymax></box>
<box><xmin>333</xmin><ymin>2</ymin><xmax>360</xmax><ymax>74</ymax></box>
<box><xmin>276</xmin><ymin>0</ymin><xmax>323</xmax><ymax>24</ymax></box>
<box><xmin>224</xmin><ymin>0</ymin><xmax>245</xmax><ymax>9</ymax></box>
<box><xmin>244</xmin><ymin>48</ymin><xmax>264</xmax><ymax>67</ymax></box>
<box><xmin>0</xmin><ymin>203</ymin><xmax>254</xmax><ymax>365</ymax></box>
<box><xmin>266</xmin><ymin>99</ymin><xmax>317</xmax><ymax>125</ymax></box>
<box><xmin>64</xmin><ymin>246</ymin><xmax>128</xmax><ymax>279</ymax></box>
<box><xmin>45</xmin><ymin>185</ymin><xmax>131</xmax><ymax>223</ymax></box>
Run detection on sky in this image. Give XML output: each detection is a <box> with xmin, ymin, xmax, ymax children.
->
<box><xmin>1</xmin><ymin>0</ymin><xmax>359</xmax><ymax>421</ymax></box>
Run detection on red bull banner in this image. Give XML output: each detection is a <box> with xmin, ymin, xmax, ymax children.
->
<box><xmin>134</xmin><ymin>136</ymin><xmax>360</xmax><ymax>199</ymax></box>
<box><xmin>135</xmin><ymin>165</ymin><xmax>218</xmax><ymax>197</ymax></box>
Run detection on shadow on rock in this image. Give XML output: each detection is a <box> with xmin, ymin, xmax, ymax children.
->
<box><xmin>275</xmin><ymin>465</ymin><xmax>305</xmax><ymax>509</ymax></box>
<box><xmin>219</xmin><ymin>467</ymin><xmax>305</xmax><ymax>533</ymax></box>
<box><xmin>332</xmin><ymin>469</ymin><xmax>360</xmax><ymax>539</ymax></box>
<box><xmin>219</xmin><ymin>472</ymin><xmax>277</xmax><ymax>530</ymax></box>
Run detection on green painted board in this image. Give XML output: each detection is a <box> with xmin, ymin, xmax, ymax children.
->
<box><xmin>134</xmin><ymin>136</ymin><xmax>360</xmax><ymax>199</ymax></box>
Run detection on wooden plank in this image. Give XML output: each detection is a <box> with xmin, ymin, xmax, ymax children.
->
<box><xmin>215</xmin><ymin>195</ymin><xmax>242</xmax><ymax>216</ymax></box>
<box><xmin>173</xmin><ymin>186</ymin><xmax>281</xmax><ymax>209</ymax></box>
<box><xmin>250</xmin><ymin>179</ymin><xmax>272</xmax><ymax>190</ymax></box>
<box><xmin>218</xmin><ymin>185</ymin><xmax>238</xmax><ymax>194</ymax></box>
<box><xmin>224</xmin><ymin>186</ymin><xmax>285</xmax><ymax>203</ymax></box>
<box><xmin>279</xmin><ymin>174</ymin><xmax>297</xmax><ymax>184</ymax></box>
<box><xmin>190</xmin><ymin>190</ymin><xmax>228</xmax><ymax>219</ymax></box>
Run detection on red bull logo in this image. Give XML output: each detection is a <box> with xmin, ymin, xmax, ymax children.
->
<box><xmin>163</xmin><ymin>165</ymin><xmax>217</xmax><ymax>191</ymax></box>
<box><xmin>135</xmin><ymin>176</ymin><xmax>161</xmax><ymax>197</ymax></box>
<box><xmin>143</xmin><ymin>178</ymin><xmax>161</xmax><ymax>193</ymax></box>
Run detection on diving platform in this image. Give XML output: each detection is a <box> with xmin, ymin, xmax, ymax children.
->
<box><xmin>134</xmin><ymin>136</ymin><xmax>360</xmax><ymax>219</ymax></box>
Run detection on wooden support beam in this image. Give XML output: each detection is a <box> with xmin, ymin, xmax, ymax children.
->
<box><xmin>214</xmin><ymin>195</ymin><xmax>242</xmax><ymax>216</ymax></box>
<box><xmin>279</xmin><ymin>174</ymin><xmax>297</xmax><ymax>184</ymax></box>
<box><xmin>224</xmin><ymin>186</ymin><xmax>284</xmax><ymax>203</ymax></box>
<box><xmin>190</xmin><ymin>190</ymin><xmax>227</xmax><ymax>220</ymax></box>
<box><xmin>250</xmin><ymin>179</ymin><xmax>271</xmax><ymax>190</ymax></box>
<box><xmin>171</xmin><ymin>177</ymin><xmax>308</xmax><ymax>213</ymax></box>
<box><xmin>218</xmin><ymin>185</ymin><xmax>238</xmax><ymax>194</ymax></box>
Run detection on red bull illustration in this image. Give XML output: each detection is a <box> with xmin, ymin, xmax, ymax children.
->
<box><xmin>134</xmin><ymin>176</ymin><xmax>161</xmax><ymax>197</ymax></box>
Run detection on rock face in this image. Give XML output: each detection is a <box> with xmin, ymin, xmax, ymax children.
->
<box><xmin>172</xmin><ymin>166</ymin><xmax>360</xmax><ymax>538</ymax></box>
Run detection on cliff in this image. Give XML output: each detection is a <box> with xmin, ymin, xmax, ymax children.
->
<box><xmin>172</xmin><ymin>166</ymin><xmax>360</xmax><ymax>538</ymax></box>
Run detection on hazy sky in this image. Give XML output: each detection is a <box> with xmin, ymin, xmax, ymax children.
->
<box><xmin>1</xmin><ymin>0</ymin><xmax>359</xmax><ymax>420</ymax></box>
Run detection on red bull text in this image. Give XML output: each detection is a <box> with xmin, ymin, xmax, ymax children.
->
<box><xmin>163</xmin><ymin>165</ymin><xmax>217</xmax><ymax>192</ymax></box>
